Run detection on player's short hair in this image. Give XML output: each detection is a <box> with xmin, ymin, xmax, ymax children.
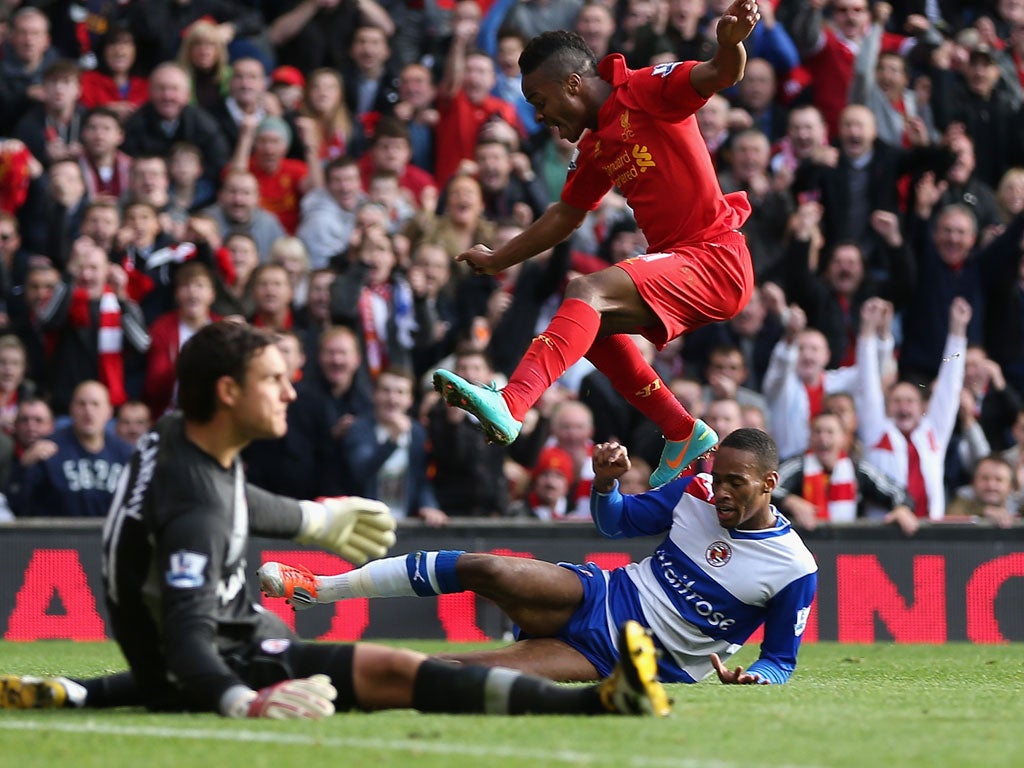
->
<box><xmin>519</xmin><ymin>31</ymin><xmax>597</xmax><ymax>79</ymax></box>
<box><xmin>177</xmin><ymin>321</ymin><xmax>278</xmax><ymax>423</ymax></box>
<box><xmin>720</xmin><ymin>428</ymin><xmax>779</xmax><ymax>474</ymax></box>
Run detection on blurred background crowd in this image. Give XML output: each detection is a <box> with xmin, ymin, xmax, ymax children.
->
<box><xmin>0</xmin><ymin>0</ymin><xmax>1022</xmax><ymax>533</ymax></box>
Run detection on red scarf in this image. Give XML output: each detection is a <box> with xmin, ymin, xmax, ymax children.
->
<box><xmin>805</xmin><ymin>376</ymin><xmax>825</xmax><ymax>419</ymax></box>
<box><xmin>904</xmin><ymin>433</ymin><xmax>929</xmax><ymax>518</ymax></box>
<box><xmin>70</xmin><ymin>286</ymin><xmax>126</xmax><ymax>406</ymax></box>
<box><xmin>0</xmin><ymin>144</ymin><xmax>31</xmax><ymax>214</ymax></box>
<box><xmin>358</xmin><ymin>284</ymin><xmax>391</xmax><ymax>378</ymax></box>
<box><xmin>0</xmin><ymin>388</ymin><xmax>18</xmax><ymax>435</ymax></box>
<box><xmin>801</xmin><ymin>452</ymin><xmax>857</xmax><ymax>521</ymax></box>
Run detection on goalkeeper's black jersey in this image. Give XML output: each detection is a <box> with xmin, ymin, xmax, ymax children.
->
<box><xmin>101</xmin><ymin>414</ymin><xmax>305</xmax><ymax>711</ymax></box>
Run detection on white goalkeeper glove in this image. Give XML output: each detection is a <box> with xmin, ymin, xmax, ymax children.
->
<box><xmin>297</xmin><ymin>496</ymin><xmax>397</xmax><ymax>564</ymax></box>
<box><xmin>221</xmin><ymin>675</ymin><xmax>337</xmax><ymax>720</ymax></box>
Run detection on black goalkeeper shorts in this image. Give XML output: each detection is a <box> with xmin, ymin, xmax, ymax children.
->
<box><xmin>241</xmin><ymin>639</ymin><xmax>358</xmax><ymax>711</ymax></box>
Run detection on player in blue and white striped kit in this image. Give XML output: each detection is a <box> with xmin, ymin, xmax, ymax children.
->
<box><xmin>260</xmin><ymin>428</ymin><xmax>818</xmax><ymax>684</ymax></box>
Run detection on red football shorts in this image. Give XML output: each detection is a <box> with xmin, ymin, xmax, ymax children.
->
<box><xmin>614</xmin><ymin>230</ymin><xmax>753</xmax><ymax>349</ymax></box>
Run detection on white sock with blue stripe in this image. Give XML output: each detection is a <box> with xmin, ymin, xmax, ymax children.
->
<box><xmin>317</xmin><ymin>550</ymin><xmax>465</xmax><ymax>602</ymax></box>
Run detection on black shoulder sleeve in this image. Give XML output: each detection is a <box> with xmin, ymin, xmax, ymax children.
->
<box><xmin>246</xmin><ymin>480</ymin><xmax>305</xmax><ymax>539</ymax></box>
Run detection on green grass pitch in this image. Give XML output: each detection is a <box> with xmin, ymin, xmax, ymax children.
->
<box><xmin>2</xmin><ymin>640</ymin><xmax>1023</xmax><ymax>768</ymax></box>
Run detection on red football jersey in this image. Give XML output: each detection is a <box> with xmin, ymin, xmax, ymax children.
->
<box><xmin>562</xmin><ymin>55</ymin><xmax>751</xmax><ymax>254</ymax></box>
<box><xmin>250</xmin><ymin>157</ymin><xmax>307</xmax><ymax>234</ymax></box>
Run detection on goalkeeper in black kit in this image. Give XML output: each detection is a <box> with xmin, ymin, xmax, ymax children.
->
<box><xmin>1</xmin><ymin>321</ymin><xmax>669</xmax><ymax>719</ymax></box>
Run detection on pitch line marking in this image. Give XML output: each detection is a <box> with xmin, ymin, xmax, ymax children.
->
<box><xmin>0</xmin><ymin>719</ymin><xmax>821</xmax><ymax>768</ymax></box>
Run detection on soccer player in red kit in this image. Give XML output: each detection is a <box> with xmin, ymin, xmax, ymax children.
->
<box><xmin>433</xmin><ymin>1</ymin><xmax>761</xmax><ymax>487</ymax></box>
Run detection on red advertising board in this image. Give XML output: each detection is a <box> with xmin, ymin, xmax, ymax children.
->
<box><xmin>2</xmin><ymin>523</ymin><xmax>1022</xmax><ymax>643</ymax></box>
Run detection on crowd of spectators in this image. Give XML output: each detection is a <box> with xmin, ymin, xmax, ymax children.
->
<box><xmin>0</xmin><ymin>0</ymin><xmax>1022</xmax><ymax>532</ymax></box>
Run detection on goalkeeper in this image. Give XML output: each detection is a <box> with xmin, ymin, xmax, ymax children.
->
<box><xmin>1</xmin><ymin>322</ymin><xmax>667</xmax><ymax>719</ymax></box>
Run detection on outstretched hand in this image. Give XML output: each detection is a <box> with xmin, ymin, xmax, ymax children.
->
<box><xmin>716</xmin><ymin>0</ymin><xmax>761</xmax><ymax>46</ymax></box>
<box><xmin>456</xmin><ymin>244</ymin><xmax>502</xmax><ymax>276</ymax></box>
<box><xmin>593</xmin><ymin>442</ymin><xmax>631</xmax><ymax>492</ymax></box>
<box><xmin>710</xmin><ymin>652</ymin><xmax>768</xmax><ymax>684</ymax></box>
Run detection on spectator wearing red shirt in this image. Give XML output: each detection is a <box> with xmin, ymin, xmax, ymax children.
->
<box><xmin>788</xmin><ymin>0</ymin><xmax>909</xmax><ymax>139</ymax></box>
<box><xmin>78</xmin><ymin>26</ymin><xmax>149</xmax><ymax>123</ymax></box>
<box><xmin>357</xmin><ymin>116</ymin><xmax>437</xmax><ymax>209</ymax></box>
<box><xmin>434</xmin><ymin>16</ymin><xmax>760</xmax><ymax>489</ymax></box>
<box><xmin>229</xmin><ymin>115</ymin><xmax>323</xmax><ymax>234</ymax></box>
<box><xmin>435</xmin><ymin>20</ymin><xmax>523</xmax><ymax>188</ymax></box>
<box><xmin>78</xmin><ymin>107</ymin><xmax>133</xmax><ymax>201</ymax></box>
<box><xmin>143</xmin><ymin>260</ymin><xmax>219</xmax><ymax>418</ymax></box>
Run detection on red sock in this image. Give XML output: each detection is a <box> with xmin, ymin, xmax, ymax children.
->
<box><xmin>502</xmin><ymin>298</ymin><xmax>601</xmax><ymax>421</ymax></box>
<box><xmin>585</xmin><ymin>334</ymin><xmax>694</xmax><ymax>440</ymax></box>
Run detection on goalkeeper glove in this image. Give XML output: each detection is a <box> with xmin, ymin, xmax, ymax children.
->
<box><xmin>222</xmin><ymin>675</ymin><xmax>337</xmax><ymax>720</ymax></box>
<box><xmin>297</xmin><ymin>496</ymin><xmax>397</xmax><ymax>564</ymax></box>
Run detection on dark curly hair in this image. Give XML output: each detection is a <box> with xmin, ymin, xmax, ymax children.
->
<box><xmin>519</xmin><ymin>31</ymin><xmax>597</xmax><ymax>79</ymax></box>
<box><xmin>720</xmin><ymin>428</ymin><xmax>779</xmax><ymax>474</ymax></box>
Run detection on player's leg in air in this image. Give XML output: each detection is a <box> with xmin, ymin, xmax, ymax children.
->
<box><xmin>433</xmin><ymin>262</ymin><xmax>717</xmax><ymax>486</ymax></box>
<box><xmin>1</xmin><ymin>621</ymin><xmax>670</xmax><ymax>718</ymax></box>
<box><xmin>260</xmin><ymin>551</ymin><xmax>638</xmax><ymax>681</ymax></box>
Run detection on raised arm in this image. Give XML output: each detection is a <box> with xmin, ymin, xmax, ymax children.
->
<box><xmin>928</xmin><ymin>298</ymin><xmax>970</xmax><ymax>449</ymax></box>
<box><xmin>440</xmin><ymin>14</ymin><xmax>478</xmax><ymax>100</ymax></box>
<box><xmin>787</xmin><ymin>0</ymin><xmax>827</xmax><ymax>57</ymax></box>
<box><xmin>753</xmin><ymin>1</ymin><xmax>799</xmax><ymax>72</ymax></box>
<box><xmin>590</xmin><ymin>442</ymin><xmax>680</xmax><ymax>539</ymax></box>
<box><xmin>854</xmin><ymin>299</ymin><xmax>889</xmax><ymax>449</ymax></box>
<box><xmin>761</xmin><ymin>298</ymin><xmax>805</xmax><ymax>403</ymax></box>
<box><xmin>691</xmin><ymin>0</ymin><xmax>760</xmax><ymax>98</ymax></box>
<box><xmin>850</xmin><ymin>14</ymin><xmax>884</xmax><ymax>105</ymax></box>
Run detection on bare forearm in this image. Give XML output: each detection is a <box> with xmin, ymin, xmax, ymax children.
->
<box><xmin>441</xmin><ymin>37</ymin><xmax>467</xmax><ymax>99</ymax></box>
<box><xmin>267</xmin><ymin>0</ymin><xmax>319</xmax><ymax>46</ymax></box>
<box><xmin>693</xmin><ymin>43</ymin><xmax>747</xmax><ymax>97</ymax></box>
<box><xmin>493</xmin><ymin>202</ymin><xmax>585</xmax><ymax>270</ymax></box>
<box><xmin>230</xmin><ymin>131</ymin><xmax>254</xmax><ymax>172</ymax></box>
<box><xmin>356</xmin><ymin>0</ymin><xmax>395</xmax><ymax>37</ymax></box>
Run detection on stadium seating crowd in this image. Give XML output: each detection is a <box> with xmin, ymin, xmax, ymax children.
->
<box><xmin>0</xmin><ymin>0</ymin><xmax>1022</xmax><ymax>530</ymax></box>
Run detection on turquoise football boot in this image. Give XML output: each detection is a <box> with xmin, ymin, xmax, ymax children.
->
<box><xmin>433</xmin><ymin>369</ymin><xmax>522</xmax><ymax>445</ymax></box>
